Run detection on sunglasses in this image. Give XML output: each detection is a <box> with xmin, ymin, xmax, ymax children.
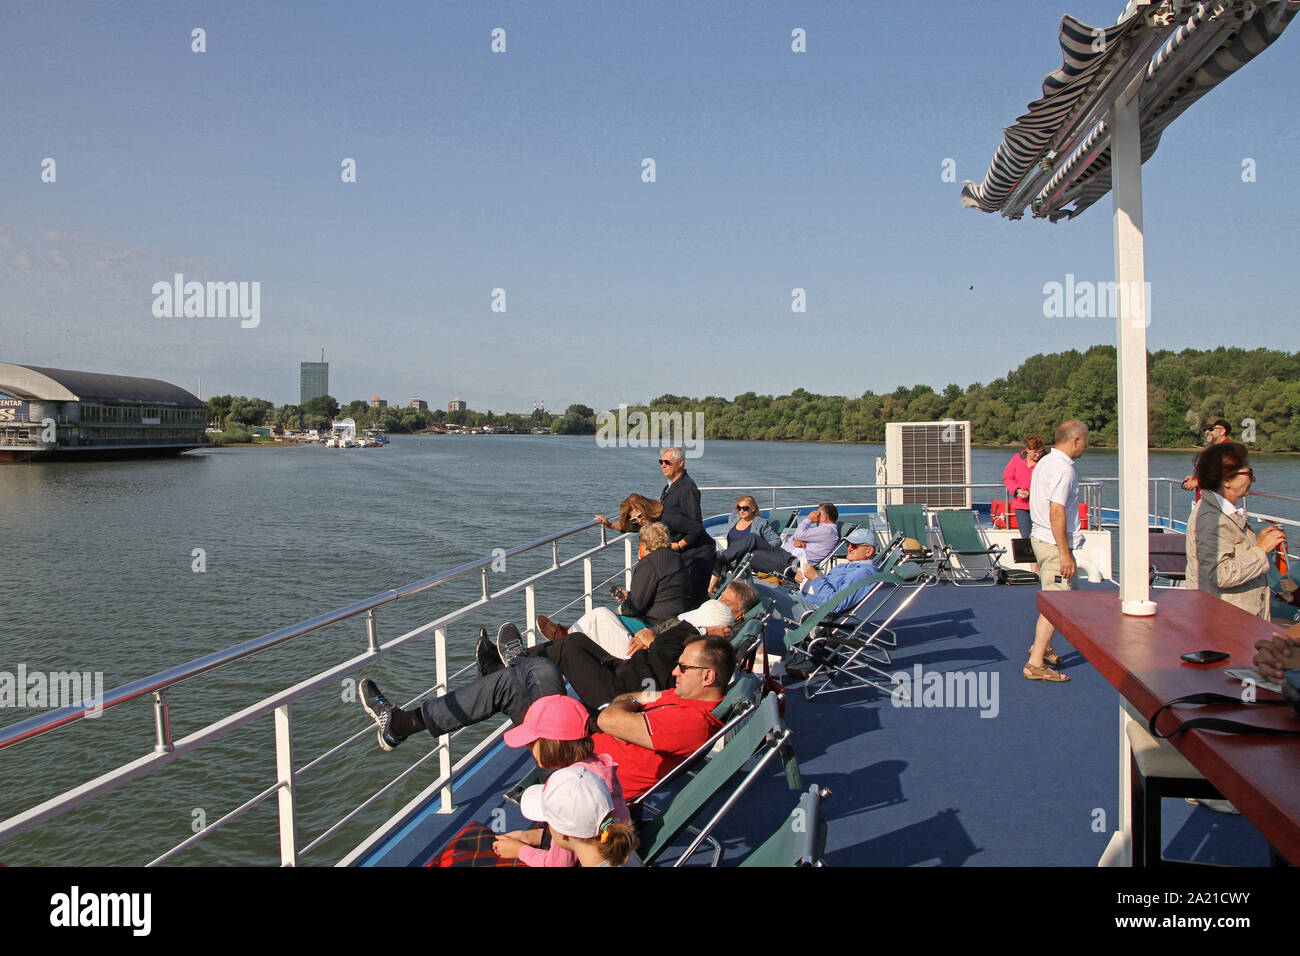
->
<box><xmin>658</xmin><ymin>459</ymin><xmax>675</xmax><ymax>466</ymax></box>
<box><xmin>673</xmin><ymin>660</ymin><xmax>709</xmax><ymax>673</ymax></box>
<box><xmin>1234</xmin><ymin>468</ymin><xmax>1256</xmax><ymax>483</ymax></box>
<box><xmin>736</xmin><ymin>505</ymin><xmax>752</xmax><ymax>512</ymax></box>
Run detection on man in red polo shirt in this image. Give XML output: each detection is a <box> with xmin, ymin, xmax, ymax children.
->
<box><xmin>592</xmin><ymin>635</ymin><xmax>732</xmax><ymax>799</ymax></box>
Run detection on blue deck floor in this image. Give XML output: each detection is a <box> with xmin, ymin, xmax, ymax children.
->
<box><xmin>363</xmin><ymin>578</ymin><xmax>1275</xmax><ymax>867</ymax></box>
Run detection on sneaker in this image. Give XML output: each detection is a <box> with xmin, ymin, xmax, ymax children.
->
<box><xmin>359</xmin><ymin>678</ymin><xmax>406</xmax><ymax>752</ymax></box>
<box><xmin>475</xmin><ymin>626</ymin><xmax>504</xmax><ymax>677</ymax></box>
<box><xmin>497</xmin><ymin>622</ymin><xmax>526</xmax><ymax>665</ymax></box>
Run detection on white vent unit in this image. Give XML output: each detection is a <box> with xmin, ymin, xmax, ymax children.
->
<box><xmin>884</xmin><ymin>421</ymin><xmax>972</xmax><ymax>509</ymax></box>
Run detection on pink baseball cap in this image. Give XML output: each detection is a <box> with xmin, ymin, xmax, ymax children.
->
<box><xmin>503</xmin><ymin>695</ymin><xmax>591</xmax><ymax>748</ymax></box>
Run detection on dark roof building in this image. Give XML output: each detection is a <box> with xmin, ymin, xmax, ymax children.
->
<box><xmin>0</xmin><ymin>362</ymin><xmax>208</xmax><ymax>461</ymax></box>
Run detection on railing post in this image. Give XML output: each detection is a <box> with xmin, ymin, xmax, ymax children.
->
<box><xmin>624</xmin><ymin>537</ymin><xmax>634</xmax><ymax>590</ymax></box>
<box><xmin>366</xmin><ymin>610</ymin><xmax>379</xmax><ymax>654</ymax></box>
<box><xmin>481</xmin><ymin>566</ymin><xmax>490</xmax><ymax>601</ymax></box>
<box><xmin>525</xmin><ymin>584</ymin><xmax>537</xmax><ymax>648</ymax></box>
<box><xmin>274</xmin><ymin>703</ymin><xmax>298</xmax><ymax>866</ymax></box>
<box><xmin>434</xmin><ymin>627</ymin><xmax>453</xmax><ymax>813</ymax></box>
<box><xmin>771</xmin><ymin>489</ymin><xmax>777</xmax><ymax>510</ymax></box>
<box><xmin>583</xmin><ymin>558</ymin><xmax>594</xmax><ymax>615</ymax></box>
<box><xmin>552</xmin><ymin>541</ymin><xmax>559</xmax><ymax>568</ymax></box>
<box><xmin>153</xmin><ymin>691</ymin><xmax>173</xmax><ymax>753</ymax></box>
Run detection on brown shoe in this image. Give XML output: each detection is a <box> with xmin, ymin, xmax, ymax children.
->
<box><xmin>536</xmin><ymin>615</ymin><xmax>567</xmax><ymax>641</ymax></box>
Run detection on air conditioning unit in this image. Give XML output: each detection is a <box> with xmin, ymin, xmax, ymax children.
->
<box><xmin>884</xmin><ymin>421</ymin><xmax>972</xmax><ymax>509</ymax></box>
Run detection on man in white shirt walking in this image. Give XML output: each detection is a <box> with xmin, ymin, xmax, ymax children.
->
<box><xmin>1026</xmin><ymin>419</ymin><xmax>1088</xmax><ymax>683</ymax></box>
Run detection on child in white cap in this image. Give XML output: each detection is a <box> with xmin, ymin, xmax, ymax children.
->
<box><xmin>516</xmin><ymin>764</ymin><xmax>640</xmax><ymax>867</ymax></box>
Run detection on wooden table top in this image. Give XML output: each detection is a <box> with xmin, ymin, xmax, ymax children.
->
<box><xmin>1039</xmin><ymin>587</ymin><xmax>1300</xmax><ymax>864</ymax></box>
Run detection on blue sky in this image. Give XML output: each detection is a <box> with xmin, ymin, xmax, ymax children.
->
<box><xmin>2</xmin><ymin>0</ymin><xmax>1296</xmax><ymax>411</ymax></box>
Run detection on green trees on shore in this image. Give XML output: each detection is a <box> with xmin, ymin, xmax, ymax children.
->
<box><xmin>204</xmin><ymin>346</ymin><xmax>1300</xmax><ymax>450</ymax></box>
<box><xmin>618</xmin><ymin>346</ymin><xmax>1300</xmax><ymax>451</ymax></box>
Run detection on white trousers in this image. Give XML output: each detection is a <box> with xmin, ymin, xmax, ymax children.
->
<box><xmin>570</xmin><ymin>607</ymin><xmax>635</xmax><ymax>660</ymax></box>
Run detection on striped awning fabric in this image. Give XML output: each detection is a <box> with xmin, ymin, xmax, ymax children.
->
<box><xmin>961</xmin><ymin>0</ymin><xmax>1298</xmax><ymax>221</ymax></box>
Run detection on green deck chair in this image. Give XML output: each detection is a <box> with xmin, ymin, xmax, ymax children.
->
<box><xmin>730</xmin><ymin>616</ymin><xmax>766</xmax><ymax>676</ymax></box>
<box><xmin>765</xmin><ymin>508</ymin><xmax>798</xmax><ymax>537</ymax></box>
<box><xmin>885</xmin><ymin>504</ymin><xmax>939</xmax><ymax>570</ymax></box>
<box><xmin>638</xmin><ymin>694</ymin><xmax>800</xmax><ymax>866</ymax></box>
<box><xmin>781</xmin><ymin>562</ymin><xmax>935</xmax><ymax>700</ymax></box>
<box><xmin>934</xmin><ymin>509</ymin><xmax>1006</xmax><ymax>586</ymax></box>
<box><xmin>739</xmin><ymin>785</ymin><xmax>829</xmax><ymax>867</ymax></box>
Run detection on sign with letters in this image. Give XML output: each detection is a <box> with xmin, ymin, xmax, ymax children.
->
<box><xmin>0</xmin><ymin>399</ymin><xmax>30</xmax><ymax>422</ymax></box>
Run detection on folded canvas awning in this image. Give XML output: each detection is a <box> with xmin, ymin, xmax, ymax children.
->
<box><xmin>961</xmin><ymin>0</ymin><xmax>1298</xmax><ymax>221</ymax></box>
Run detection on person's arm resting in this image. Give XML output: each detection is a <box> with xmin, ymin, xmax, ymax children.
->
<box><xmin>597</xmin><ymin>697</ymin><xmax>654</xmax><ymax>748</ymax></box>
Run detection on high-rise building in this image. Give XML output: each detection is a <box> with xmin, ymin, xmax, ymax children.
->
<box><xmin>300</xmin><ymin>360</ymin><xmax>329</xmax><ymax>405</ymax></box>
<box><xmin>369</xmin><ymin>396</ymin><xmax>387</xmax><ymax>409</ymax></box>
<box><xmin>447</xmin><ymin>397</ymin><xmax>467</xmax><ymax>412</ymax></box>
<box><xmin>409</xmin><ymin>399</ymin><xmax>428</xmax><ymax>410</ymax></box>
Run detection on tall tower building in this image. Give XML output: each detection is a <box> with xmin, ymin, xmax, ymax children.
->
<box><xmin>300</xmin><ymin>351</ymin><xmax>329</xmax><ymax>405</ymax></box>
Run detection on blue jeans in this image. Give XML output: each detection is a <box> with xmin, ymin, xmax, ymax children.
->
<box><xmin>753</xmin><ymin>580</ymin><xmax>818</xmax><ymax>623</ymax></box>
<box><xmin>418</xmin><ymin>656</ymin><xmax>567</xmax><ymax>737</ymax></box>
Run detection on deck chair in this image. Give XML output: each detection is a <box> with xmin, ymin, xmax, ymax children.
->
<box><xmin>1148</xmin><ymin>530</ymin><xmax>1188</xmax><ymax>587</ymax></box>
<box><xmin>934</xmin><ymin>510</ymin><xmax>1006</xmax><ymax>586</ymax></box>
<box><xmin>765</xmin><ymin>508</ymin><xmax>798</xmax><ymax>537</ymax></box>
<box><xmin>730</xmin><ymin>616</ymin><xmax>766</xmax><ymax>675</ymax></box>
<box><xmin>637</xmin><ymin>694</ymin><xmax>800</xmax><ymax>867</ymax></box>
<box><xmin>885</xmin><ymin>504</ymin><xmax>939</xmax><ymax>570</ymax></box>
<box><xmin>781</xmin><ymin>563</ymin><xmax>936</xmax><ymax>700</ymax></box>
<box><xmin>739</xmin><ymin>785</ymin><xmax>829</xmax><ymax>867</ymax></box>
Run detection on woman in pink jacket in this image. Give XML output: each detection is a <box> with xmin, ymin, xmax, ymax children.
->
<box><xmin>1003</xmin><ymin>434</ymin><xmax>1046</xmax><ymax>539</ymax></box>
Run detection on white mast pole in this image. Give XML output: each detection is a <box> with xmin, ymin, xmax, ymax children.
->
<box><xmin>1111</xmin><ymin>72</ymin><xmax>1155</xmax><ymax>616</ymax></box>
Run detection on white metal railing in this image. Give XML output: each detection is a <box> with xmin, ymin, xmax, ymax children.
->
<box><xmin>698</xmin><ymin>481</ymin><xmax>1107</xmax><ymax>531</ymax></box>
<box><xmin>0</xmin><ymin>519</ymin><xmax>639</xmax><ymax>866</ymax></box>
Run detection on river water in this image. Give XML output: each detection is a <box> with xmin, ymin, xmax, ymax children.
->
<box><xmin>1</xmin><ymin>436</ymin><xmax>1296</xmax><ymax>865</ymax></box>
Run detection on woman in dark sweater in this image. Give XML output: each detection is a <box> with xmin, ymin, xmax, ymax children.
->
<box><xmin>611</xmin><ymin>522</ymin><xmax>689</xmax><ymax>630</ymax></box>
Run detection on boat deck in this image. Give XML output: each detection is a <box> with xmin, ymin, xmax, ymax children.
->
<box><xmin>358</xmin><ymin>576</ymin><xmax>1274</xmax><ymax>867</ymax></box>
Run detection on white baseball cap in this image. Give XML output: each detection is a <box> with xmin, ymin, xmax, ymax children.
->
<box><xmin>519</xmin><ymin>764</ymin><xmax>614</xmax><ymax>839</ymax></box>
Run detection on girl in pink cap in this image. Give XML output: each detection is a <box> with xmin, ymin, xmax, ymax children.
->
<box><xmin>492</xmin><ymin>695</ymin><xmax>631</xmax><ymax>867</ymax></box>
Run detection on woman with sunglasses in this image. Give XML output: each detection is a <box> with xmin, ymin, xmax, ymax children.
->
<box><xmin>1185</xmin><ymin>441</ymin><xmax>1286</xmax><ymax>620</ymax></box>
<box><xmin>706</xmin><ymin>495</ymin><xmax>784</xmax><ymax>593</ymax></box>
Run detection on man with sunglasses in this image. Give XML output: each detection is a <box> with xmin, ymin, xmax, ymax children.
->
<box><xmin>1182</xmin><ymin>416</ymin><xmax>1232</xmax><ymax>493</ymax></box>
<box><xmin>658</xmin><ymin>446</ymin><xmax>713</xmax><ymax>603</ymax></box>
<box><xmin>592</xmin><ymin>635</ymin><xmax>734</xmax><ymax>798</ymax></box>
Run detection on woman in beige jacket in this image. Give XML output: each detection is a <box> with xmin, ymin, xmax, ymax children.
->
<box><xmin>1184</xmin><ymin>441</ymin><xmax>1286</xmax><ymax>620</ymax></box>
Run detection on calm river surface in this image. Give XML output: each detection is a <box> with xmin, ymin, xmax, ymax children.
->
<box><xmin>2</xmin><ymin>436</ymin><xmax>1297</xmax><ymax>865</ymax></box>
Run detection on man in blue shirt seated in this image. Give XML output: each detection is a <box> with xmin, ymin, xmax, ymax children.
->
<box><xmin>754</xmin><ymin>528</ymin><xmax>879</xmax><ymax>622</ymax></box>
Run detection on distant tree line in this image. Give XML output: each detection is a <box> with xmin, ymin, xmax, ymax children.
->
<box><xmin>585</xmin><ymin>347</ymin><xmax>1300</xmax><ymax>451</ymax></box>
<box><xmin>205</xmin><ymin>347</ymin><xmax>1300</xmax><ymax>451</ymax></box>
<box><xmin>205</xmin><ymin>395</ymin><xmax>551</xmax><ymax>434</ymax></box>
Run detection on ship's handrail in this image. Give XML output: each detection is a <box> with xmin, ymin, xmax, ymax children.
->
<box><xmin>0</xmin><ymin>519</ymin><xmax>615</xmax><ymax>751</ymax></box>
<box><xmin>698</xmin><ymin>481</ymin><xmax>1108</xmax><ymax>531</ymax></box>
<box><xmin>0</xmin><ymin>517</ymin><xmax>641</xmax><ymax>865</ymax></box>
